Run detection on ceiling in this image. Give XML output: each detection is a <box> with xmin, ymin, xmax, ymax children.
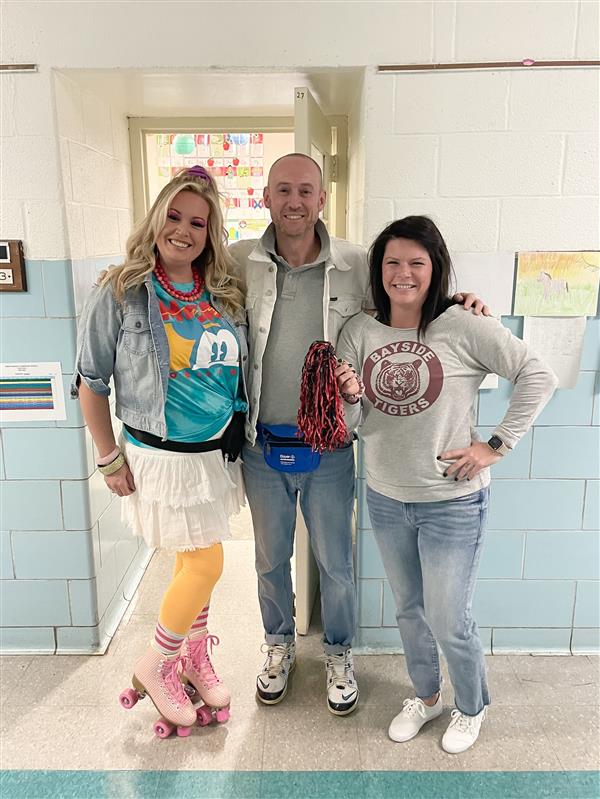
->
<box><xmin>60</xmin><ymin>67</ymin><xmax>364</xmax><ymax>117</ymax></box>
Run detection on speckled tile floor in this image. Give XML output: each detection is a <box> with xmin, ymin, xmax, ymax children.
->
<box><xmin>1</xmin><ymin>506</ymin><xmax>598</xmax><ymax>797</ymax></box>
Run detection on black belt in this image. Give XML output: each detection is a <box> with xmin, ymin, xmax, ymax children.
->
<box><xmin>124</xmin><ymin>424</ymin><xmax>223</xmax><ymax>454</ymax></box>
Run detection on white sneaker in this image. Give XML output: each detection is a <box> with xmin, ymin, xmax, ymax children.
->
<box><xmin>442</xmin><ymin>707</ymin><xmax>486</xmax><ymax>753</ymax></box>
<box><xmin>256</xmin><ymin>642</ymin><xmax>296</xmax><ymax>705</ymax></box>
<box><xmin>325</xmin><ymin>649</ymin><xmax>359</xmax><ymax>716</ymax></box>
<box><xmin>388</xmin><ymin>695</ymin><xmax>443</xmax><ymax>742</ymax></box>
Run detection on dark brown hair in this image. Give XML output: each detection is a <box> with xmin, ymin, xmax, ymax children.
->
<box><xmin>369</xmin><ymin>215</ymin><xmax>457</xmax><ymax>337</ymax></box>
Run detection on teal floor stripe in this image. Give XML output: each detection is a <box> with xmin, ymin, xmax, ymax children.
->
<box><xmin>1</xmin><ymin>770</ymin><xmax>598</xmax><ymax>799</ymax></box>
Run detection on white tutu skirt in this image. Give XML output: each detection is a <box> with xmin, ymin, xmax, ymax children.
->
<box><xmin>121</xmin><ymin>438</ymin><xmax>245</xmax><ymax>551</ymax></box>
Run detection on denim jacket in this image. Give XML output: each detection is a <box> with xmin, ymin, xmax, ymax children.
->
<box><xmin>71</xmin><ymin>274</ymin><xmax>249</xmax><ymax>440</ymax></box>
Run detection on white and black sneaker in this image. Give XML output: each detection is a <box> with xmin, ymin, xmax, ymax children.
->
<box><xmin>256</xmin><ymin>641</ymin><xmax>296</xmax><ymax>705</ymax></box>
<box><xmin>325</xmin><ymin>649</ymin><xmax>359</xmax><ymax>716</ymax></box>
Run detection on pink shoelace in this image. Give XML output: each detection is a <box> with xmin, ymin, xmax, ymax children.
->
<box><xmin>160</xmin><ymin>656</ymin><xmax>189</xmax><ymax>707</ymax></box>
<box><xmin>188</xmin><ymin>634</ymin><xmax>221</xmax><ymax>687</ymax></box>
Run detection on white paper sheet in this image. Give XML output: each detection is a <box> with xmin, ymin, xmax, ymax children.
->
<box><xmin>522</xmin><ymin>317</ymin><xmax>586</xmax><ymax>389</ymax></box>
<box><xmin>450</xmin><ymin>252</ymin><xmax>516</xmax><ymax>317</ymax></box>
<box><xmin>0</xmin><ymin>362</ymin><xmax>66</xmax><ymax>421</ymax></box>
<box><xmin>480</xmin><ymin>373</ymin><xmax>499</xmax><ymax>390</ymax></box>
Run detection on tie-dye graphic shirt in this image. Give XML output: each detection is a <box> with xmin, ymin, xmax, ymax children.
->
<box><xmin>125</xmin><ymin>275</ymin><xmax>241</xmax><ymax>446</ymax></box>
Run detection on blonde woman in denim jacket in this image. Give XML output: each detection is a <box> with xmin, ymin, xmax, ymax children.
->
<box><xmin>73</xmin><ymin>167</ymin><xmax>249</xmax><ymax>736</ymax></box>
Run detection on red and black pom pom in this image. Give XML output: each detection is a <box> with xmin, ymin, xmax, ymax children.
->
<box><xmin>297</xmin><ymin>341</ymin><xmax>348</xmax><ymax>453</ymax></box>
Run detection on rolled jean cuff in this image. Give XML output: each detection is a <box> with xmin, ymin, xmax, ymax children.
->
<box><xmin>265</xmin><ymin>633</ymin><xmax>295</xmax><ymax>645</ymax></box>
<box><xmin>456</xmin><ymin>700</ymin><xmax>490</xmax><ymax>717</ymax></box>
<box><xmin>323</xmin><ymin>642</ymin><xmax>352</xmax><ymax>655</ymax></box>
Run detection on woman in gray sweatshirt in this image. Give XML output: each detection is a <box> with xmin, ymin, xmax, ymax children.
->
<box><xmin>336</xmin><ymin>216</ymin><xmax>557</xmax><ymax>755</ymax></box>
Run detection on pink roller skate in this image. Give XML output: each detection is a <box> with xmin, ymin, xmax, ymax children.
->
<box><xmin>181</xmin><ymin>631</ymin><xmax>231</xmax><ymax>726</ymax></box>
<box><xmin>118</xmin><ymin>646</ymin><xmax>197</xmax><ymax>738</ymax></box>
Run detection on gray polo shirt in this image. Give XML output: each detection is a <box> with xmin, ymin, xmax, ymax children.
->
<box><xmin>258</xmin><ymin>222</ymin><xmax>331</xmax><ymax>425</ymax></box>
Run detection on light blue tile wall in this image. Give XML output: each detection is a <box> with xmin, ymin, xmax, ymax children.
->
<box><xmin>358</xmin><ymin>579</ymin><xmax>383</xmax><ymax>627</ymax></box>
<box><xmin>478</xmin><ymin>531</ymin><xmax>525</xmax><ymax>578</ymax></box>
<box><xmin>11</xmin><ymin>530</ymin><xmax>95</xmax><ymax>579</ymax></box>
<box><xmin>492</xmin><ymin>628</ymin><xmax>572</xmax><ymax>653</ymax></box>
<box><xmin>574</xmin><ymin>581</ymin><xmax>600</xmax><ymax>627</ymax></box>
<box><xmin>1</xmin><ymin>256</ymin><xmax>150</xmax><ymax>654</ymax></box>
<box><xmin>0</xmin><ymin>627</ymin><xmax>56</xmax><ymax>653</ymax></box>
<box><xmin>0</xmin><ymin>579</ymin><xmax>71</xmax><ymax>626</ymax></box>
<box><xmin>571</xmin><ymin>627</ymin><xmax>600</xmax><ymax>652</ymax></box>
<box><xmin>523</xmin><ymin>531</ymin><xmax>599</xmax><ymax>579</ymax></box>
<box><xmin>3</xmin><ymin>428</ymin><xmax>90</xmax><ymax>480</ymax></box>
<box><xmin>530</xmin><ymin>427</ymin><xmax>599</xmax><ymax>479</ymax></box>
<box><xmin>356</xmin><ymin>315</ymin><xmax>600</xmax><ymax>654</ymax></box>
<box><xmin>1</xmin><ymin>530</ymin><xmax>14</xmax><ymax>578</ymax></box>
<box><xmin>584</xmin><ymin>481</ymin><xmax>599</xmax><ymax>529</ymax></box>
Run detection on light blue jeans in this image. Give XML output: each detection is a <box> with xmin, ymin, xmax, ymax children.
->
<box><xmin>243</xmin><ymin>442</ymin><xmax>356</xmax><ymax>654</ymax></box>
<box><xmin>366</xmin><ymin>485</ymin><xmax>490</xmax><ymax>716</ymax></box>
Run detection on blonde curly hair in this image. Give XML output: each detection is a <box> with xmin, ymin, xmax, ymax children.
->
<box><xmin>101</xmin><ymin>168</ymin><xmax>244</xmax><ymax>318</ymax></box>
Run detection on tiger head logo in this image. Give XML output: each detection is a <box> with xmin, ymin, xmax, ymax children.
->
<box><xmin>375</xmin><ymin>358</ymin><xmax>423</xmax><ymax>402</ymax></box>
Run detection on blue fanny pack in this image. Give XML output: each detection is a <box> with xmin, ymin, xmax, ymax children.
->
<box><xmin>256</xmin><ymin>423</ymin><xmax>321</xmax><ymax>473</ymax></box>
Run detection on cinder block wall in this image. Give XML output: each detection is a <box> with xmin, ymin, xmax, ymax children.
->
<box><xmin>1</xmin><ymin>0</ymin><xmax>598</xmax><ymax>653</ymax></box>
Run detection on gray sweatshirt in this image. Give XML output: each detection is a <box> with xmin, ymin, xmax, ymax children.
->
<box><xmin>337</xmin><ymin>306</ymin><xmax>557</xmax><ymax>502</ymax></box>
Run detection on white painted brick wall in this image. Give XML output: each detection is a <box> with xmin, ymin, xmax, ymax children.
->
<box><xmin>499</xmin><ymin>197</ymin><xmax>600</xmax><ymax>251</ymax></box>
<box><xmin>69</xmin><ymin>142</ymin><xmax>108</xmax><ymax>206</ymax></box>
<box><xmin>364</xmin><ymin>198</ymin><xmax>395</xmax><ymax>246</ymax></box>
<box><xmin>22</xmin><ymin>202</ymin><xmax>67</xmax><ymax>260</ymax></box>
<box><xmin>509</xmin><ymin>71</ymin><xmax>599</xmax><ymax>132</ymax></box>
<box><xmin>577</xmin><ymin>0</ymin><xmax>600</xmax><ymax>58</ymax></box>
<box><xmin>1</xmin><ymin>75</ymin><xmax>17</xmax><ymax>137</ymax></box>
<box><xmin>455</xmin><ymin>1</ymin><xmax>578</xmax><ymax>61</ymax></box>
<box><xmin>394</xmin><ymin>72</ymin><xmax>509</xmax><ymax>134</ymax></box>
<box><xmin>393</xmin><ymin>198</ymin><xmax>500</xmax><ymax>252</ymax></box>
<box><xmin>1</xmin><ymin>136</ymin><xmax>61</xmax><ymax>202</ymax></box>
<box><xmin>433</xmin><ymin>0</ymin><xmax>456</xmax><ymax>62</ymax></box>
<box><xmin>117</xmin><ymin>209</ymin><xmax>133</xmax><ymax>255</ymax></box>
<box><xmin>82</xmin><ymin>90</ymin><xmax>114</xmax><ymax>155</ymax></box>
<box><xmin>563</xmin><ymin>133</ymin><xmax>600</xmax><ymax>196</ymax></box>
<box><xmin>439</xmin><ymin>133</ymin><xmax>564</xmax><ymax>196</ymax></box>
<box><xmin>367</xmin><ymin>135</ymin><xmax>438</xmax><ymax>199</ymax></box>
<box><xmin>54</xmin><ymin>73</ymin><xmax>84</xmax><ymax>143</ymax></box>
<box><xmin>14</xmin><ymin>74</ymin><xmax>55</xmax><ymax>137</ymax></box>
<box><xmin>83</xmin><ymin>206</ymin><xmax>121</xmax><ymax>256</ymax></box>
<box><xmin>4</xmin><ymin>2</ymin><xmax>434</xmax><ymax>68</ymax></box>
<box><xmin>54</xmin><ymin>73</ymin><xmax>133</xmax><ymax>261</ymax></box>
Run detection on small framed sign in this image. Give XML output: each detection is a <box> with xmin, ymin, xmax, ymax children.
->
<box><xmin>0</xmin><ymin>240</ymin><xmax>26</xmax><ymax>292</ymax></box>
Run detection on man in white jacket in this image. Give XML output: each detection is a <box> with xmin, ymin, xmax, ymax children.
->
<box><xmin>229</xmin><ymin>154</ymin><xmax>366</xmax><ymax>715</ymax></box>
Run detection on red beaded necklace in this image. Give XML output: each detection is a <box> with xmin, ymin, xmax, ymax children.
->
<box><xmin>154</xmin><ymin>260</ymin><xmax>204</xmax><ymax>302</ymax></box>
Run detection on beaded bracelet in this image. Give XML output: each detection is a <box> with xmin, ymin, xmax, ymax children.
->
<box><xmin>98</xmin><ymin>452</ymin><xmax>126</xmax><ymax>476</ymax></box>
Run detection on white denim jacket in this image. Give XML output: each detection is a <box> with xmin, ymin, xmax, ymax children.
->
<box><xmin>229</xmin><ymin>233</ymin><xmax>371</xmax><ymax>444</ymax></box>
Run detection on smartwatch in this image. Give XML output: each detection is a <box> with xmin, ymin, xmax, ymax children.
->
<box><xmin>487</xmin><ymin>435</ymin><xmax>511</xmax><ymax>457</ymax></box>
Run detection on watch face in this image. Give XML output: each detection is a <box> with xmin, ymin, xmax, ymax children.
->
<box><xmin>488</xmin><ymin>435</ymin><xmax>503</xmax><ymax>450</ymax></box>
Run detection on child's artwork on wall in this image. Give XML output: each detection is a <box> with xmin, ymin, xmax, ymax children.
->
<box><xmin>513</xmin><ymin>251</ymin><xmax>600</xmax><ymax>317</ymax></box>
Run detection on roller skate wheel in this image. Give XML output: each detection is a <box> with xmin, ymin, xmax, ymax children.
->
<box><xmin>153</xmin><ymin>718</ymin><xmax>175</xmax><ymax>738</ymax></box>
<box><xmin>176</xmin><ymin>725</ymin><xmax>192</xmax><ymax>737</ymax></box>
<box><xmin>215</xmin><ymin>707</ymin><xmax>230</xmax><ymax>723</ymax></box>
<box><xmin>196</xmin><ymin>706</ymin><xmax>213</xmax><ymax>726</ymax></box>
<box><xmin>119</xmin><ymin>688</ymin><xmax>139</xmax><ymax>709</ymax></box>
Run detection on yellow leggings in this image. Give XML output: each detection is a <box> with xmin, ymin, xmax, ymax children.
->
<box><xmin>157</xmin><ymin>543</ymin><xmax>223</xmax><ymax>636</ymax></box>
